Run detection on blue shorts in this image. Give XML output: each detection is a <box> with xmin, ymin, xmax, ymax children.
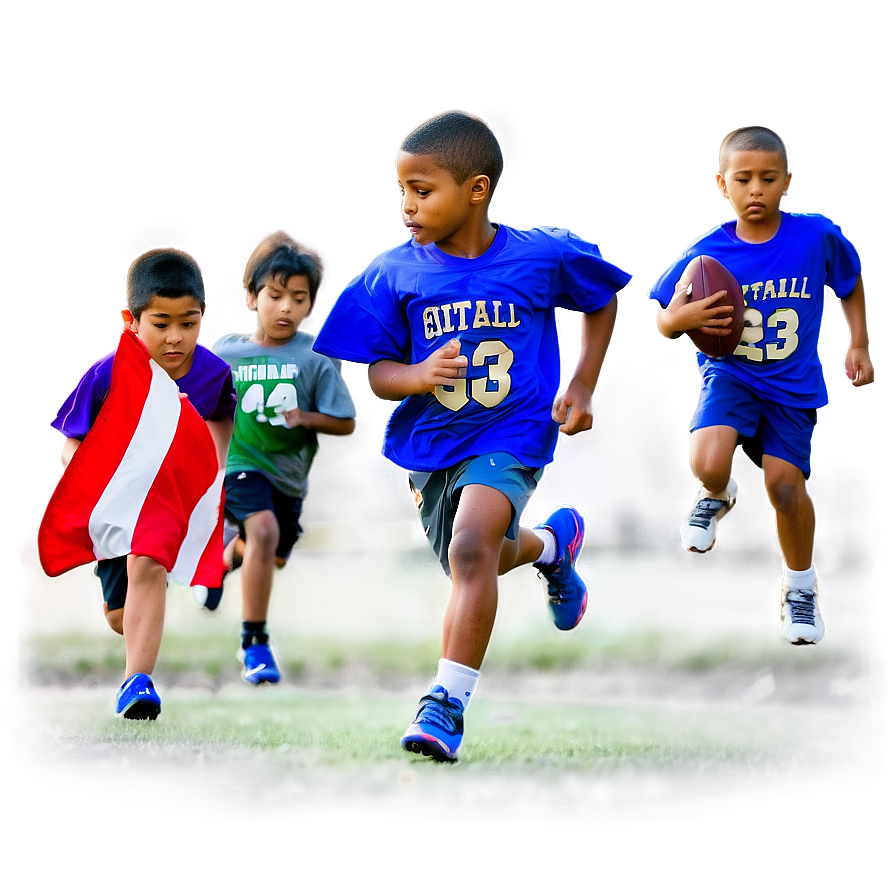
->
<box><xmin>224</xmin><ymin>471</ymin><xmax>304</xmax><ymax>561</ymax></box>
<box><xmin>691</xmin><ymin>368</ymin><xmax>817</xmax><ymax>478</ymax></box>
<box><xmin>408</xmin><ymin>452</ymin><xmax>542</xmax><ymax>576</ymax></box>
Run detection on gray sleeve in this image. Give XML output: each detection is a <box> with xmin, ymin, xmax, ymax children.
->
<box><xmin>309</xmin><ymin>355</ymin><xmax>356</xmax><ymax>418</ymax></box>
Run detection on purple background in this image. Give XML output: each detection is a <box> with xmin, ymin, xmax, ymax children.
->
<box><xmin>2</xmin><ymin>2</ymin><xmax>894</xmax><ymax>892</ymax></box>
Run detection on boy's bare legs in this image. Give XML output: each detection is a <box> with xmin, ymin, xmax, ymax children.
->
<box><xmin>105</xmin><ymin>605</ymin><xmax>124</xmax><ymax>635</ymax></box>
<box><xmin>763</xmin><ymin>455</ymin><xmax>814</xmax><ymax>570</ymax></box>
<box><xmin>240</xmin><ymin>509</ymin><xmax>279</xmax><ymax>624</ymax></box>
<box><xmin>681</xmin><ymin>425</ymin><xmax>739</xmax><ymax>552</ymax></box>
<box><xmin>763</xmin><ymin>454</ymin><xmax>823</xmax><ymax>643</ymax></box>
<box><xmin>238</xmin><ymin>509</ymin><xmax>283</xmax><ymax>683</ymax></box>
<box><xmin>122</xmin><ymin>554</ymin><xmax>167</xmax><ymax>678</ymax></box>
<box><xmin>689</xmin><ymin>425</ymin><xmax>738</xmax><ymax>493</ymax></box>
<box><xmin>442</xmin><ymin>484</ymin><xmax>541</xmax><ymax>669</ymax></box>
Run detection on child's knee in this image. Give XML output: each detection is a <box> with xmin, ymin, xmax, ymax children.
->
<box><xmin>104</xmin><ymin>604</ymin><xmax>124</xmax><ymax>635</ymax></box>
<box><xmin>764</xmin><ymin>467</ymin><xmax>807</xmax><ymax>514</ymax></box>
<box><xmin>448</xmin><ymin>528</ymin><xmax>499</xmax><ymax>578</ymax></box>
<box><xmin>244</xmin><ymin>511</ymin><xmax>280</xmax><ymax>553</ymax></box>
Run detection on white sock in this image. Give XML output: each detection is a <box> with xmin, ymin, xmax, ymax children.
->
<box><xmin>434</xmin><ymin>658</ymin><xmax>479</xmax><ymax>708</ymax></box>
<box><xmin>535</xmin><ymin>527</ymin><xmax>557</xmax><ymax>565</ymax></box>
<box><xmin>783</xmin><ymin>564</ymin><xmax>816</xmax><ymax>592</ymax></box>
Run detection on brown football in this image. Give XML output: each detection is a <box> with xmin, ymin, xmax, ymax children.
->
<box><xmin>679</xmin><ymin>255</ymin><xmax>745</xmax><ymax>357</ymax></box>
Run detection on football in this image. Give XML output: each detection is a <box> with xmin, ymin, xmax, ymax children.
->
<box><xmin>679</xmin><ymin>255</ymin><xmax>745</xmax><ymax>357</ymax></box>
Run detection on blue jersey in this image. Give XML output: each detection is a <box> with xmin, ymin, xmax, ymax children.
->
<box><xmin>313</xmin><ymin>225</ymin><xmax>630</xmax><ymax>472</ymax></box>
<box><xmin>649</xmin><ymin>212</ymin><xmax>860</xmax><ymax>409</ymax></box>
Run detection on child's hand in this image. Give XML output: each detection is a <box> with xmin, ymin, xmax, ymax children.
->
<box><xmin>281</xmin><ymin>407</ymin><xmax>307</xmax><ymax>429</ymax></box>
<box><xmin>420</xmin><ymin>338</ymin><xmax>468</xmax><ymax>389</ymax></box>
<box><xmin>845</xmin><ymin>346</ymin><xmax>874</xmax><ymax>387</ymax></box>
<box><xmin>657</xmin><ymin>283</ymin><xmax>735</xmax><ymax>340</ymax></box>
<box><xmin>553</xmin><ymin>379</ymin><xmax>593</xmax><ymax>435</ymax></box>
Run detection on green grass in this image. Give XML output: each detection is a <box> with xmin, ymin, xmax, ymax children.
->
<box><xmin>16</xmin><ymin>556</ymin><xmax>874</xmax><ymax>702</ymax></box>
<box><xmin>16</xmin><ymin>687</ymin><xmax>873</xmax><ymax>810</ymax></box>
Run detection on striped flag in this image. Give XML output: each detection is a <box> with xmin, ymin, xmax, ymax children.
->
<box><xmin>38</xmin><ymin>329</ymin><xmax>225</xmax><ymax>587</ymax></box>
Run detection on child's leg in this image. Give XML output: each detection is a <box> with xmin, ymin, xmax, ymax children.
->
<box><xmin>689</xmin><ymin>424</ymin><xmax>739</xmax><ymax>492</ymax></box>
<box><xmin>763</xmin><ymin>455</ymin><xmax>815</xmax><ymax>570</ymax></box>
<box><xmin>240</xmin><ymin>509</ymin><xmax>280</xmax><ymax>624</ymax></box>
<box><xmin>122</xmin><ymin>554</ymin><xmax>167</xmax><ymax>678</ymax></box>
<box><xmin>764</xmin><ymin>454</ymin><xmax>824</xmax><ymax>644</ymax></box>
<box><xmin>442</xmin><ymin>484</ymin><xmax>514</xmax><ymax>670</ymax></box>
<box><xmin>681</xmin><ymin>425</ymin><xmax>740</xmax><ymax>553</ymax></box>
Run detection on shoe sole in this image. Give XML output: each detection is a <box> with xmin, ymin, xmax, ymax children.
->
<box><xmin>119</xmin><ymin>700</ymin><xmax>161</xmax><ymax>721</ymax></box>
<box><xmin>401</xmin><ymin>736</ymin><xmax>458</xmax><ymax>763</ymax></box>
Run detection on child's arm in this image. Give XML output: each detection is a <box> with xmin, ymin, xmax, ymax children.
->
<box><xmin>840</xmin><ymin>274</ymin><xmax>874</xmax><ymax>387</ymax></box>
<box><xmin>61</xmin><ymin>437</ymin><xmax>82</xmax><ymax>468</ymax></box>
<box><xmin>207</xmin><ymin>418</ymin><xmax>234</xmax><ymax>469</ymax></box>
<box><xmin>281</xmin><ymin>408</ymin><xmax>355</xmax><ymax>436</ymax></box>
<box><xmin>368</xmin><ymin>338</ymin><xmax>468</xmax><ymax>400</ymax></box>
<box><xmin>553</xmin><ymin>297</ymin><xmax>617</xmax><ymax>436</ymax></box>
<box><xmin>656</xmin><ymin>282</ymin><xmax>735</xmax><ymax>341</ymax></box>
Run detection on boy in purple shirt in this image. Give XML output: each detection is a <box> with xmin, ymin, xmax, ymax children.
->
<box><xmin>51</xmin><ymin>248</ymin><xmax>235</xmax><ymax>718</ymax></box>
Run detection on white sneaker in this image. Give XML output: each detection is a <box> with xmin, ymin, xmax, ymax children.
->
<box><xmin>780</xmin><ymin>579</ymin><xmax>824</xmax><ymax>645</ymax></box>
<box><xmin>680</xmin><ymin>479</ymin><xmax>738</xmax><ymax>552</ymax></box>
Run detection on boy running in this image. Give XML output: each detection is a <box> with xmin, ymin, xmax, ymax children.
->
<box><xmin>650</xmin><ymin>126</ymin><xmax>874</xmax><ymax>645</ymax></box>
<box><xmin>205</xmin><ymin>232</ymin><xmax>355</xmax><ymax>684</ymax></box>
<box><xmin>313</xmin><ymin>111</ymin><xmax>630</xmax><ymax>761</ymax></box>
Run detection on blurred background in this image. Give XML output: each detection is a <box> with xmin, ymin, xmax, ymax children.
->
<box><xmin>3</xmin><ymin>0</ymin><xmax>891</xmax><ymax>873</ymax></box>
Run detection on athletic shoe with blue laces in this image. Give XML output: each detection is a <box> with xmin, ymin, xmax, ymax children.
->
<box><xmin>534</xmin><ymin>506</ymin><xmax>588</xmax><ymax>631</ymax></box>
<box><xmin>680</xmin><ymin>479</ymin><xmax>738</xmax><ymax>553</ymax></box>
<box><xmin>115</xmin><ymin>673</ymin><xmax>161</xmax><ymax>720</ymax></box>
<box><xmin>781</xmin><ymin>579</ymin><xmax>825</xmax><ymax>645</ymax></box>
<box><xmin>401</xmin><ymin>685</ymin><xmax>465</xmax><ymax>762</ymax></box>
<box><xmin>239</xmin><ymin>641</ymin><xmax>281</xmax><ymax>685</ymax></box>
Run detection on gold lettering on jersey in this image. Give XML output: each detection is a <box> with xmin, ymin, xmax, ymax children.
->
<box><xmin>423</xmin><ymin>307</ymin><xmax>442</xmax><ymax>339</ymax></box>
<box><xmin>747</xmin><ymin>277</ymin><xmax>812</xmax><ymax>302</ymax></box>
<box><xmin>439</xmin><ymin>304</ymin><xmax>455</xmax><ymax>333</ymax></box>
<box><xmin>472</xmin><ymin>301</ymin><xmax>491</xmax><ymax>328</ymax></box>
<box><xmin>454</xmin><ymin>301</ymin><xmax>471</xmax><ymax>329</ymax></box>
<box><xmin>422</xmin><ymin>301</ymin><xmax>520</xmax><ymax>338</ymax></box>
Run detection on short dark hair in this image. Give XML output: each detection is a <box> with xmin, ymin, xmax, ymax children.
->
<box><xmin>400</xmin><ymin>110</ymin><xmax>503</xmax><ymax>194</ymax></box>
<box><xmin>127</xmin><ymin>248</ymin><xmax>205</xmax><ymax>318</ymax></box>
<box><xmin>243</xmin><ymin>231</ymin><xmax>324</xmax><ymax>308</ymax></box>
<box><xmin>719</xmin><ymin>126</ymin><xmax>788</xmax><ymax>173</ymax></box>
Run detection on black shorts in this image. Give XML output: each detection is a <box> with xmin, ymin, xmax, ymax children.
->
<box><xmin>95</xmin><ymin>556</ymin><xmax>128</xmax><ymax>611</ymax></box>
<box><xmin>224</xmin><ymin>470</ymin><xmax>304</xmax><ymax>561</ymax></box>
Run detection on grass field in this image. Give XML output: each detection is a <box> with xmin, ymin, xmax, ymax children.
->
<box><xmin>9</xmin><ymin>542</ymin><xmax>893</xmax><ymax>892</ymax></box>
<box><xmin>16</xmin><ymin>678</ymin><xmax>875</xmax><ymax>848</ymax></box>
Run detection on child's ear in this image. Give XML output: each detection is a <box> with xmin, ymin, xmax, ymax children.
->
<box><xmin>470</xmin><ymin>174</ymin><xmax>490</xmax><ymax>205</ymax></box>
<box><xmin>715</xmin><ymin>172</ymin><xmax>729</xmax><ymax>198</ymax></box>
<box><xmin>246</xmin><ymin>291</ymin><xmax>258</xmax><ymax>311</ymax></box>
<box><xmin>121</xmin><ymin>309</ymin><xmax>136</xmax><ymax>332</ymax></box>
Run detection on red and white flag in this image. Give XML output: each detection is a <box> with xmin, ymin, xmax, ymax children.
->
<box><xmin>38</xmin><ymin>329</ymin><xmax>225</xmax><ymax>587</ymax></box>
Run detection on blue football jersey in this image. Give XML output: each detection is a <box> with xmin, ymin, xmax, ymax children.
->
<box><xmin>314</xmin><ymin>225</ymin><xmax>630</xmax><ymax>471</ymax></box>
<box><xmin>649</xmin><ymin>212</ymin><xmax>860</xmax><ymax>408</ymax></box>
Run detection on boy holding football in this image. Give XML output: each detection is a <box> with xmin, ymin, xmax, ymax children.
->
<box><xmin>50</xmin><ymin>248</ymin><xmax>236</xmax><ymax>718</ymax></box>
<box><xmin>313</xmin><ymin>111</ymin><xmax>630</xmax><ymax>761</ymax></box>
<box><xmin>650</xmin><ymin>126</ymin><xmax>873</xmax><ymax>645</ymax></box>
<box><xmin>206</xmin><ymin>232</ymin><xmax>355</xmax><ymax>685</ymax></box>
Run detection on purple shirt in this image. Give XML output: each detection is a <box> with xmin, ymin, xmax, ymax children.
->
<box><xmin>53</xmin><ymin>343</ymin><xmax>236</xmax><ymax>440</ymax></box>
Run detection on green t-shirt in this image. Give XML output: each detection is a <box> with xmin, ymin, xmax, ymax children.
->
<box><xmin>213</xmin><ymin>331</ymin><xmax>355</xmax><ymax>498</ymax></box>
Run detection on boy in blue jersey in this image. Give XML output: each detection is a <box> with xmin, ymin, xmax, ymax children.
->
<box><xmin>650</xmin><ymin>126</ymin><xmax>874</xmax><ymax>645</ymax></box>
<box><xmin>314</xmin><ymin>111</ymin><xmax>630</xmax><ymax>761</ymax></box>
<box><xmin>52</xmin><ymin>248</ymin><xmax>236</xmax><ymax>718</ymax></box>
<box><xmin>202</xmin><ymin>232</ymin><xmax>356</xmax><ymax>685</ymax></box>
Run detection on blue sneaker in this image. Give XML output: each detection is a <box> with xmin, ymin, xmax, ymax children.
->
<box><xmin>239</xmin><ymin>641</ymin><xmax>281</xmax><ymax>685</ymax></box>
<box><xmin>534</xmin><ymin>506</ymin><xmax>588</xmax><ymax>631</ymax></box>
<box><xmin>401</xmin><ymin>686</ymin><xmax>464</xmax><ymax>762</ymax></box>
<box><xmin>115</xmin><ymin>673</ymin><xmax>161</xmax><ymax>720</ymax></box>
